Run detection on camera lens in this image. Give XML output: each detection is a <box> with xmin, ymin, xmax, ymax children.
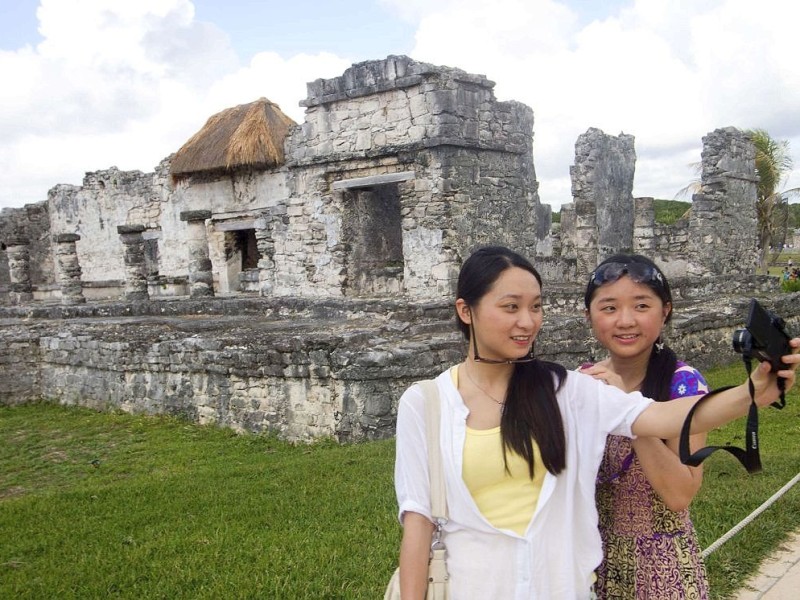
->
<box><xmin>732</xmin><ymin>329</ymin><xmax>751</xmax><ymax>354</ymax></box>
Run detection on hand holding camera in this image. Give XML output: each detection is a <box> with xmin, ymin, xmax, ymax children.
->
<box><xmin>732</xmin><ymin>299</ymin><xmax>792</xmax><ymax>371</ymax></box>
<box><xmin>680</xmin><ymin>299</ymin><xmax>799</xmax><ymax>472</ymax></box>
<box><xmin>732</xmin><ymin>299</ymin><xmax>798</xmax><ymax>408</ymax></box>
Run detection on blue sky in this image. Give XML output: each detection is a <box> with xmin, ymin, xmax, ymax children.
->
<box><xmin>1</xmin><ymin>0</ymin><xmax>797</xmax><ymax>210</ymax></box>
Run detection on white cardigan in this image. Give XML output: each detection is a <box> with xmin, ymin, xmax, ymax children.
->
<box><xmin>394</xmin><ymin>367</ymin><xmax>653</xmax><ymax>599</ymax></box>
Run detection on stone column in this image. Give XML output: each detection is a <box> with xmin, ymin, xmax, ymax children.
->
<box><xmin>5</xmin><ymin>236</ymin><xmax>33</xmax><ymax>305</ymax></box>
<box><xmin>633</xmin><ymin>197</ymin><xmax>656</xmax><ymax>254</ymax></box>
<box><xmin>117</xmin><ymin>225</ymin><xmax>149</xmax><ymax>302</ymax></box>
<box><xmin>53</xmin><ymin>233</ymin><xmax>86</xmax><ymax>305</ymax></box>
<box><xmin>558</xmin><ymin>203</ymin><xmax>576</xmax><ymax>259</ymax></box>
<box><xmin>688</xmin><ymin>127</ymin><xmax>758</xmax><ymax>276</ymax></box>
<box><xmin>254</xmin><ymin>211</ymin><xmax>279</xmax><ymax>297</ymax></box>
<box><xmin>180</xmin><ymin>210</ymin><xmax>214</xmax><ymax>297</ymax></box>
<box><xmin>573</xmin><ymin>198</ymin><xmax>597</xmax><ymax>277</ymax></box>
<box><xmin>570</xmin><ymin>128</ymin><xmax>636</xmax><ymax>273</ymax></box>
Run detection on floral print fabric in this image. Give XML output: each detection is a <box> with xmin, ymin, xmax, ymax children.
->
<box><xmin>595</xmin><ymin>362</ymin><xmax>710</xmax><ymax>599</ymax></box>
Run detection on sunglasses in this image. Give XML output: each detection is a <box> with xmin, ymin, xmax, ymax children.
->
<box><xmin>588</xmin><ymin>262</ymin><xmax>665</xmax><ymax>288</ymax></box>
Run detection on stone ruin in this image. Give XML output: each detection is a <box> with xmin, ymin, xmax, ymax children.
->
<box><xmin>1</xmin><ymin>55</ymin><xmax>797</xmax><ymax>441</ymax></box>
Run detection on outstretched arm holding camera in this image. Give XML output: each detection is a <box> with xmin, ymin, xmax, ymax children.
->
<box><xmin>632</xmin><ymin>340</ymin><xmax>799</xmax><ymax>439</ymax></box>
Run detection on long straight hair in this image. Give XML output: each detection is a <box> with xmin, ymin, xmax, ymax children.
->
<box><xmin>457</xmin><ymin>246</ymin><xmax>567</xmax><ymax>476</ymax></box>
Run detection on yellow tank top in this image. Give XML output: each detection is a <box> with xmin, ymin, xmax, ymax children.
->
<box><xmin>452</xmin><ymin>367</ymin><xmax>545</xmax><ymax>536</ymax></box>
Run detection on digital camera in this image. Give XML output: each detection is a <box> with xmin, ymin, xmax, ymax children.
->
<box><xmin>732</xmin><ymin>299</ymin><xmax>792</xmax><ymax>370</ymax></box>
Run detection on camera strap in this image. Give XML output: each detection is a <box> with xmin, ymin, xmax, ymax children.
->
<box><xmin>679</xmin><ymin>359</ymin><xmax>763</xmax><ymax>474</ymax></box>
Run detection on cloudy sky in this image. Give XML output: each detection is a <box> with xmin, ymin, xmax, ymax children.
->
<box><xmin>1</xmin><ymin>0</ymin><xmax>798</xmax><ymax>211</ymax></box>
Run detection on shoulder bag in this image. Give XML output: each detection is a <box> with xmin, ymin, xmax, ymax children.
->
<box><xmin>384</xmin><ymin>379</ymin><xmax>450</xmax><ymax>599</ymax></box>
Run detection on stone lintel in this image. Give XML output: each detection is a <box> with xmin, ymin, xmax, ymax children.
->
<box><xmin>117</xmin><ymin>224</ymin><xmax>146</xmax><ymax>235</ymax></box>
<box><xmin>331</xmin><ymin>171</ymin><xmax>415</xmax><ymax>191</ymax></box>
<box><xmin>180</xmin><ymin>210</ymin><xmax>212</xmax><ymax>222</ymax></box>
<box><xmin>54</xmin><ymin>233</ymin><xmax>81</xmax><ymax>243</ymax></box>
<box><xmin>423</xmin><ymin>137</ymin><xmax>527</xmax><ymax>154</ymax></box>
<box><xmin>142</xmin><ymin>229</ymin><xmax>162</xmax><ymax>241</ymax></box>
<box><xmin>5</xmin><ymin>236</ymin><xmax>31</xmax><ymax>247</ymax></box>
<box><xmin>214</xmin><ymin>219</ymin><xmax>257</xmax><ymax>232</ymax></box>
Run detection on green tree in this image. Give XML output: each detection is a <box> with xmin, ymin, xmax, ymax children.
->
<box><xmin>749</xmin><ymin>129</ymin><xmax>799</xmax><ymax>266</ymax></box>
<box><xmin>788</xmin><ymin>203</ymin><xmax>800</xmax><ymax>229</ymax></box>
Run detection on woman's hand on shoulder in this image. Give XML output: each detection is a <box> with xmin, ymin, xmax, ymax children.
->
<box><xmin>577</xmin><ymin>364</ymin><xmax>624</xmax><ymax>390</ymax></box>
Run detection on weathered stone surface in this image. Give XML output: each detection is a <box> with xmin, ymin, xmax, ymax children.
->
<box><xmin>118</xmin><ymin>226</ymin><xmax>149</xmax><ymax>301</ymax></box>
<box><xmin>688</xmin><ymin>127</ymin><xmax>759</xmax><ymax>276</ymax></box>
<box><xmin>570</xmin><ymin>128</ymin><xmax>636</xmax><ymax>273</ymax></box>
<box><xmin>117</xmin><ymin>224</ymin><xmax>146</xmax><ymax>235</ymax></box>
<box><xmin>6</xmin><ymin>241</ymin><xmax>33</xmax><ymax>304</ymax></box>
<box><xmin>53</xmin><ymin>234</ymin><xmax>85</xmax><ymax>305</ymax></box>
<box><xmin>1</xmin><ymin>288</ymin><xmax>797</xmax><ymax>441</ymax></box>
<box><xmin>179</xmin><ymin>210</ymin><xmax>212</xmax><ymax>222</ymax></box>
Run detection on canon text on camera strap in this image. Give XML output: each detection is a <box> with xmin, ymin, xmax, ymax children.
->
<box><xmin>679</xmin><ymin>356</ymin><xmax>786</xmax><ymax>474</ymax></box>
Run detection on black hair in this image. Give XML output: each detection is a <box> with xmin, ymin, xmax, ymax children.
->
<box><xmin>457</xmin><ymin>246</ymin><xmax>567</xmax><ymax>475</ymax></box>
<box><xmin>585</xmin><ymin>253</ymin><xmax>678</xmax><ymax>402</ymax></box>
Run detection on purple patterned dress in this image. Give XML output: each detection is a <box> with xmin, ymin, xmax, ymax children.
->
<box><xmin>594</xmin><ymin>362</ymin><xmax>710</xmax><ymax>599</ymax></box>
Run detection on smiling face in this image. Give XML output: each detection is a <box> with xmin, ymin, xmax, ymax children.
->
<box><xmin>457</xmin><ymin>266</ymin><xmax>543</xmax><ymax>361</ymax></box>
<box><xmin>587</xmin><ymin>275</ymin><xmax>671</xmax><ymax>361</ymax></box>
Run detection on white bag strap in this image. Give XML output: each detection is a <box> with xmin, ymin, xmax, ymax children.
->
<box><xmin>417</xmin><ymin>379</ymin><xmax>448</xmax><ymax>521</ymax></box>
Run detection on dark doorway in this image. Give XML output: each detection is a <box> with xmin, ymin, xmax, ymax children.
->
<box><xmin>235</xmin><ymin>229</ymin><xmax>259</xmax><ymax>270</ymax></box>
<box><xmin>343</xmin><ymin>184</ymin><xmax>404</xmax><ymax>296</ymax></box>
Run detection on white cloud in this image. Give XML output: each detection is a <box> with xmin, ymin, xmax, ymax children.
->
<box><xmin>0</xmin><ymin>0</ymin><xmax>353</xmax><ymax>208</ymax></box>
<box><xmin>1</xmin><ymin>0</ymin><xmax>798</xmax><ymax>210</ymax></box>
<box><xmin>204</xmin><ymin>51</ymin><xmax>351</xmax><ymax>124</ymax></box>
<box><xmin>399</xmin><ymin>0</ymin><xmax>799</xmax><ymax>207</ymax></box>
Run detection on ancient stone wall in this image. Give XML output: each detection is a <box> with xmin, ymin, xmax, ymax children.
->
<box><xmin>2</xmin><ymin>288</ymin><xmax>797</xmax><ymax>441</ymax></box>
<box><xmin>0</xmin><ymin>58</ymin><xmax>767</xmax><ymax>304</ymax></box>
<box><xmin>569</xmin><ymin>128</ymin><xmax>636</xmax><ymax>273</ymax></box>
<box><xmin>688</xmin><ymin>127</ymin><xmax>759</xmax><ymax>275</ymax></box>
<box><xmin>560</xmin><ymin>126</ymin><xmax>759</xmax><ymax>279</ymax></box>
<box><xmin>0</xmin><ymin>327</ymin><xmax>41</xmax><ymax>403</ymax></box>
<box><xmin>629</xmin><ymin>196</ymin><xmax>694</xmax><ymax>278</ymax></box>
<box><xmin>269</xmin><ymin>55</ymin><xmax>543</xmax><ymax>301</ymax></box>
<box><xmin>787</xmin><ymin>228</ymin><xmax>800</xmax><ymax>250</ymax></box>
<box><xmin>49</xmin><ymin>168</ymin><xmax>157</xmax><ymax>286</ymax></box>
<box><xmin>0</xmin><ymin>202</ymin><xmax>54</xmax><ymax>302</ymax></box>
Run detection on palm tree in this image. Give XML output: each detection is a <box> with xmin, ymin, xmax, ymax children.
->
<box><xmin>749</xmin><ymin>129</ymin><xmax>800</xmax><ymax>267</ymax></box>
<box><xmin>677</xmin><ymin>129</ymin><xmax>799</xmax><ymax>268</ymax></box>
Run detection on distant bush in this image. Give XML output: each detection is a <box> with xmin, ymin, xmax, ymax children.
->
<box><xmin>551</xmin><ymin>199</ymin><xmax>691</xmax><ymax>227</ymax></box>
<box><xmin>653</xmin><ymin>199</ymin><xmax>691</xmax><ymax>225</ymax></box>
<box><xmin>781</xmin><ymin>278</ymin><xmax>800</xmax><ymax>292</ymax></box>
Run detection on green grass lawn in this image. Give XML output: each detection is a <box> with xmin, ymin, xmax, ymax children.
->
<box><xmin>0</xmin><ymin>407</ymin><xmax>399</xmax><ymax>599</ymax></box>
<box><xmin>1</xmin><ymin>362</ymin><xmax>798</xmax><ymax>599</ymax></box>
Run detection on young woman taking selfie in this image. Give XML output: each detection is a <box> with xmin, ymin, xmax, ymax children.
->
<box><xmin>391</xmin><ymin>245</ymin><xmax>799</xmax><ymax>599</ymax></box>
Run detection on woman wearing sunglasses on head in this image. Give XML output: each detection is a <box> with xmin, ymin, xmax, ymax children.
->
<box><xmin>579</xmin><ymin>254</ymin><xmax>710</xmax><ymax>599</ymax></box>
<box><xmin>391</xmin><ymin>246</ymin><xmax>800</xmax><ymax>599</ymax></box>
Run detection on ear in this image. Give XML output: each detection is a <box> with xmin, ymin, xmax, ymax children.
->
<box><xmin>455</xmin><ymin>299</ymin><xmax>472</xmax><ymax>325</ymax></box>
<box><xmin>584</xmin><ymin>308</ymin><xmax>591</xmax><ymax>322</ymax></box>
<box><xmin>662</xmin><ymin>301</ymin><xmax>672</xmax><ymax>323</ymax></box>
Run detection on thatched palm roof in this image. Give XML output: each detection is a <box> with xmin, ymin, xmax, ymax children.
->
<box><xmin>170</xmin><ymin>98</ymin><xmax>296</xmax><ymax>178</ymax></box>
